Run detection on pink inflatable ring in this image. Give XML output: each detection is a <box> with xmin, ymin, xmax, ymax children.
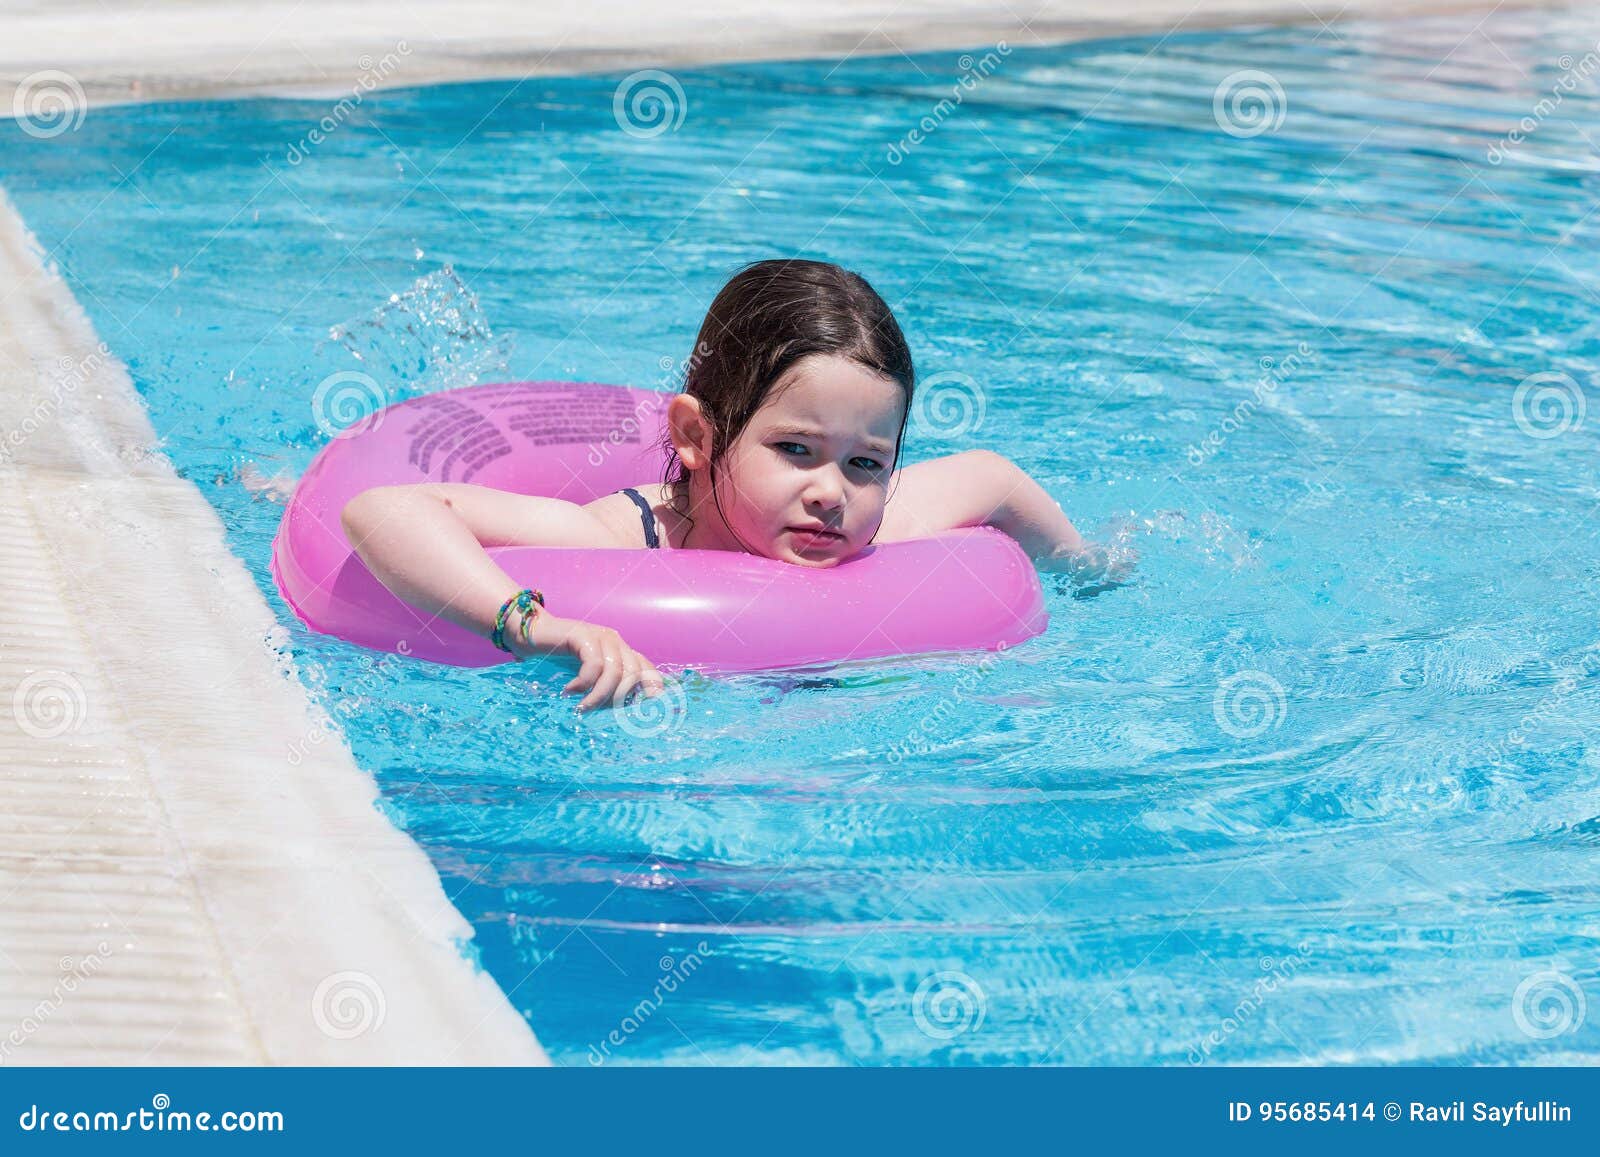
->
<box><xmin>270</xmin><ymin>381</ymin><xmax>1047</xmax><ymax>673</ymax></box>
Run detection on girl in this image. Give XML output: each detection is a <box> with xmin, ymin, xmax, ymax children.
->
<box><xmin>342</xmin><ymin>259</ymin><xmax>1107</xmax><ymax>712</ymax></box>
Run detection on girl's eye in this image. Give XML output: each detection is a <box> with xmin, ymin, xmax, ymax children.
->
<box><xmin>775</xmin><ymin>443</ymin><xmax>886</xmax><ymax>472</ymax></box>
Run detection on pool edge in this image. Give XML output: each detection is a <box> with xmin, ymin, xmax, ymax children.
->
<box><xmin>0</xmin><ymin>188</ymin><xmax>549</xmax><ymax>1066</ymax></box>
<box><xmin>0</xmin><ymin>0</ymin><xmax>1575</xmax><ymax>112</ymax></box>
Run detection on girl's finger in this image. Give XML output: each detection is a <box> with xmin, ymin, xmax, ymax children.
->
<box><xmin>638</xmin><ymin>659</ymin><xmax>666</xmax><ymax>696</ymax></box>
<box><xmin>579</xmin><ymin>642</ymin><xmax>624</xmax><ymax>712</ymax></box>
<box><xmin>611</xmin><ymin>652</ymin><xmax>646</xmax><ymax>706</ymax></box>
<box><xmin>563</xmin><ymin>637</ymin><xmax>603</xmax><ymax>695</ymax></box>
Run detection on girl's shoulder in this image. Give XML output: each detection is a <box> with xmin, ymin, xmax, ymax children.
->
<box><xmin>873</xmin><ymin>452</ymin><xmax>996</xmax><ymax>543</ymax></box>
<box><xmin>581</xmin><ymin>484</ymin><xmax>675</xmax><ymax>549</ymax></box>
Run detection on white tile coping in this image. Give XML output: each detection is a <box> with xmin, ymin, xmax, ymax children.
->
<box><xmin>0</xmin><ymin>0</ymin><xmax>1551</xmax><ymax>109</ymax></box>
<box><xmin>0</xmin><ymin>190</ymin><xmax>547</xmax><ymax>1064</ymax></box>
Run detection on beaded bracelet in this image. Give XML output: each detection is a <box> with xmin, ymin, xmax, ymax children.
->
<box><xmin>491</xmin><ymin>588</ymin><xmax>546</xmax><ymax>654</ymax></box>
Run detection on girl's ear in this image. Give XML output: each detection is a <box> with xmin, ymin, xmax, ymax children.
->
<box><xmin>667</xmin><ymin>395</ymin><xmax>714</xmax><ymax>471</ymax></box>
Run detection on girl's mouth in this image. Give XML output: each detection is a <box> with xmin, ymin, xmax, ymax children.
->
<box><xmin>788</xmin><ymin>526</ymin><xmax>845</xmax><ymax>546</ymax></box>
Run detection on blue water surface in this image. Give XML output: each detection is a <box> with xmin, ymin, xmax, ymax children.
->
<box><xmin>4</xmin><ymin>8</ymin><xmax>1600</xmax><ymax>1064</ymax></box>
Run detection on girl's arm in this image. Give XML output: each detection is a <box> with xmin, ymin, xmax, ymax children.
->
<box><xmin>967</xmin><ymin>450</ymin><xmax>1087</xmax><ymax>565</ymax></box>
<box><xmin>340</xmin><ymin>484</ymin><xmax>663</xmax><ymax>710</ymax></box>
<box><xmin>882</xmin><ymin>450</ymin><xmax>1134</xmax><ymax>581</ymax></box>
<box><xmin>883</xmin><ymin>450</ymin><xmax>1085</xmax><ymax>562</ymax></box>
<box><xmin>339</xmin><ymin>483</ymin><xmax>619</xmax><ymax>635</ymax></box>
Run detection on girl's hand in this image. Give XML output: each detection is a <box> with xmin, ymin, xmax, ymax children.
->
<box><xmin>1040</xmin><ymin>540</ymin><xmax>1139</xmax><ymax>587</ymax></box>
<box><xmin>513</xmin><ymin>612</ymin><xmax>667</xmax><ymax>712</ymax></box>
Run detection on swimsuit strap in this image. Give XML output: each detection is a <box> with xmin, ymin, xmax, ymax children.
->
<box><xmin>619</xmin><ymin>487</ymin><xmax>661</xmax><ymax>549</ymax></box>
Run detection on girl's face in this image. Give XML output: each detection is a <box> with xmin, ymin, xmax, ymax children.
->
<box><xmin>700</xmin><ymin>354</ymin><xmax>906</xmax><ymax>568</ymax></box>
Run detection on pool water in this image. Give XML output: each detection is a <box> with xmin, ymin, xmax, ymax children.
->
<box><xmin>5</xmin><ymin>7</ymin><xmax>1600</xmax><ymax>1064</ymax></box>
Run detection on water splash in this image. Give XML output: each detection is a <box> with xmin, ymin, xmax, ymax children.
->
<box><xmin>326</xmin><ymin>265</ymin><xmax>512</xmax><ymax>396</ymax></box>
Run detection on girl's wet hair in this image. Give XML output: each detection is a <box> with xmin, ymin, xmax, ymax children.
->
<box><xmin>660</xmin><ymin>258</ymin><xmax>915</xmax><ymax>530</ymax></box>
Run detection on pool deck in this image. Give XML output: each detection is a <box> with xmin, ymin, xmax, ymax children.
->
<box><xmin>0</xmin><ymin>191</ymin><xmax>547</xmax><ymax>1063</ymax></box>
<box><xmin>0</xmin><ymin>0</ymin><xmax>1570</xmax><ymax>107</ymax></box>
<box><xmin>0</xmin><ymin>0</ymin><xmax>1567</xmax><ymax>1065</ymax></box>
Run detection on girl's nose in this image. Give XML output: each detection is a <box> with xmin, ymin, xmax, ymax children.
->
<box><xmin>804</xmin><ymin>467</ymin><xmax>846</xmax><ymax>510</ymax></box>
